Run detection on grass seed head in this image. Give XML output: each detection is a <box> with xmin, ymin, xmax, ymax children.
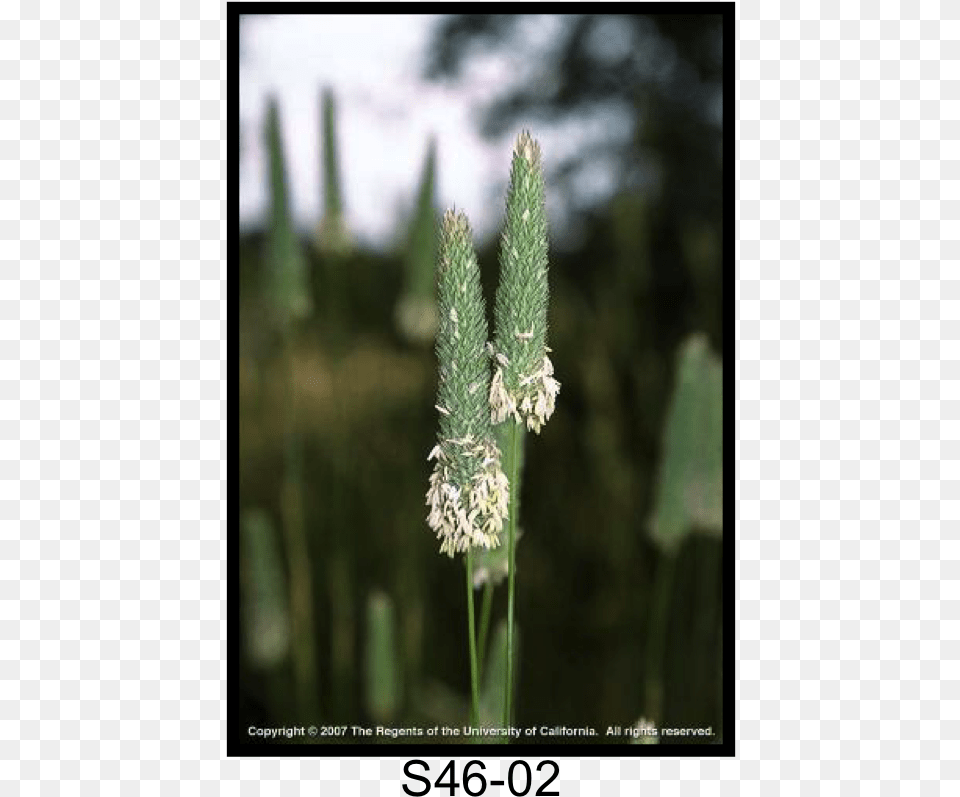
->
<box><xmin>427</xmin><ymin>209</ymin><xmax>509</xmax><ymax>556</ymax></box>
<box><xmin>489</xmin><ymin>130</ymin><xmax>559</xmax><ymax>433</ymax></box>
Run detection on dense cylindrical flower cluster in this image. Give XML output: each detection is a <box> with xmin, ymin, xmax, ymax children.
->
<box><xmin>427</xmin><ymin>436</ymin><xmax>509</xmax><ymax>556</ymax></box>
<box><xmin>427</xmin><ymin>210</ymin><xmax>509</xmax><ymax>557</ymax></box>
<box><xmin>489</xmin><ymin>131</ymin><xmax>559</xmax><ymax>433</ymax></box>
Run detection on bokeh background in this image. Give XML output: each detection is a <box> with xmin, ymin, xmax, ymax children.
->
<box><xmin>237</xmin><ymin>12</ymin><xmax>725</xmax><ymax>744</ymax></box>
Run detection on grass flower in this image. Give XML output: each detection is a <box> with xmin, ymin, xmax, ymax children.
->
<box><xmin>427</xmin><ymin>208</ymin><xmax>509</xmax><ymax>733</ymax></box>
<box><xmin>490</xmin><ymin>130</ymin><xmax>560</xmax><ymax>433</ymax></box>
<box><xmin>426</xmin><ymin>209</ymin><xmax>509</xmax><ymax>558</ymax></box>
<box><xmin>427</xmin><ymin>436</ymin><xmax>509</xmax><ymax>556</ymax></box>
<box><xmin>428</xmin><ymin>132</ymin><xmax>556</xmax><ymax>739</ymax></box>
<box><xmin>487</xmin><ymin>130</ymin><xmax>556</xmax><ymax>733</ymax></box>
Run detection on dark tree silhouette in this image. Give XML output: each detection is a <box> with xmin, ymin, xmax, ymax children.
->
<box><xmin>423</xmin><ymin>13</ymin><xmax>723</xmax><ymax>225</ymax></box>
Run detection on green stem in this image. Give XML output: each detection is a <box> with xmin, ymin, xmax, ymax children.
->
<box><xmin>645</xmin><ymin>551</ymin><xmax>676</xmax><ymax>725</ymax></box>
<box><xmin>280</xmin><ymin>337</ymin><xmax>319</xmax><ymax>721</ymax></box>
<box><xmin>503</xmin><ymin>420</ymin><xmax>521</xmax><ymax>735</ymax></box>
<box><xmin>465</xmin><ymin>550</ymin><xmax>480</xmax><ymax>736</ymax></box>
<box><xmin>696</xmin><ymin>541</ymin><xmax>721</xmax><ymax>724</ymax></box>
<box><xmin>477</xmin><ymin>581</ymin><xmax>494</xmax><ymax>681</ymax></box>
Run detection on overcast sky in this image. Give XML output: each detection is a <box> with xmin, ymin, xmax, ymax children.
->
<box><xmin>239</xmin><ymin>14</ymin><xmax>632</xmax><ymax>251</ymax></box>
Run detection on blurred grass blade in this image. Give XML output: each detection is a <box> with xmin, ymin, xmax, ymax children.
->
<box><xmin>395</xmin><ymin>137</ymin><xmax>438</xmax><ymax>344</ymax></box>
<box><xmin>241</xmin><ymin>509</ymin><xmax>290</xmax><ymax>668</ymax></box>
<box><xmin>702</xmin><ymin>352</ymin><xmax>723</xmax><ymax>530</ymax></box>
<box><xmin>479</xmin><ymin>620</ymin><xmax>516</xmax><ymax>740</ymax></box>
<box><xmin>365</xmin><ymin>589</ymin><xmax>401</xmax><ymax>723</ymax></box>
<box><xmin>649</xmin><ymin>333</ymin><xmax>723</xmax><ymax>552</ymax></box>
<box><xmin>264</xmin><ymin>97</ymin><xmax>312</xmax><ymax>326</ymax></box>
<box><xmin>327</xmin><ymin>551</ymin><xmax>355</xmax><ymax>717</ymax></box>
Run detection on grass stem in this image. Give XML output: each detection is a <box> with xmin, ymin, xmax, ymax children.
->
<box><xmin>465</xmin><ymin>550</ymin><xmax>480</xmax><ymax>735</ymax></box>
<box><xmin>503</xmin><ymin>419</ymin><xmax>521</xmax><ymax>734</ymax></box>
<box><xmin>280</xmin><ymin>340</ymin><xmax>319</xmax><ymax>721</ymax></box>
<box><xmin>477</xmin><ymin>581</ymin><xmax>494</xmax><ymax>681</ymax></box>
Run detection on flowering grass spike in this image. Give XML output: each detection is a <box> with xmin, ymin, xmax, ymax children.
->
<box><xmin>427</xmin><ymin>210</ymin><xmax>509</xmax><ymax>557</ymax></box>
<box><xmin>490</xmin><ymin>130</ymin><xmax>559</xmax><ymax>433</ymax></box>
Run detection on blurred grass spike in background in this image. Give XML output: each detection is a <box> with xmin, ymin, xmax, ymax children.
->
<box><xmin>241</xmin><ymin>509</ymin><xmax>290</xmax><ymax>669</ymax></box>
<box><xmin>365</xmin><ymin>590</ymin><xmax>402</xmax><ymax>723</ymax></box>
<box><xmin>630</xmin><ymin>717</ymin><xmax>660</xmax><ymax>745</ymax></box>
<box><xmin>322</xmin><ymin>87</ymin><xmax>343</xmax><ymax>221</ymax></box>
<box><xmin>649</xmin><ymin>333</ymin><xmax>723</xmax><ymax>553</ymax></box>
<box><xmin>395</xmin><ymin>137</ymin><xmax>439</xmax><ymax>344</ymax></box>
<box><xmin>315</xmin><ymin>87</ymin><xmax>353</xmax><ymax>256</ymax></box>
<box><xmin>264</xmin><ymin>96</ymin><xmax>312</xmax><ymax>328</ymax></box>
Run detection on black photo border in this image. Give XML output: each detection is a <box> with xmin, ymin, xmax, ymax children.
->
<box><xmin>227</xmin><ymin>1</ymin><xmax>736</xmax><ymax>759</ymax></box>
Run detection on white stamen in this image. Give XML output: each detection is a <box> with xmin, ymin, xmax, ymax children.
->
<box><xmin>425</xmin><ymin>437</ymin><xmax>509</xmax><ymax>558</ymax></box>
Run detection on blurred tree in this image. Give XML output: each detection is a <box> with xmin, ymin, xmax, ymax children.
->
<box><xmin>424</xmin><ymin>13</ymin><xmax>722</xmax><ymax>211</ymax></box>
<box><xmin>424</xmin><ymin>13</ymin><xmax>724</xmax><ymax>349</ymax></box>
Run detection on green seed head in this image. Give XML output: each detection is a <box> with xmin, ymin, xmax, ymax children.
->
<box><xmin>396</xmin><ymin>139</ymin><xmax>439</xmax><ymax>344</ymax></box>
<box><xmin>490</xmin><ymin>130</ymin><xmax>559</xmax><ymax>433</ymax></box>
<box><xmin>427</xmin><ymin>209</ymin><xmax>509</xmax><ymax>557</ymax></box>
<box><xmin>264</xmin><ymin>98</ymin><xmax>312</xmax><ymax>327</ymax></box>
